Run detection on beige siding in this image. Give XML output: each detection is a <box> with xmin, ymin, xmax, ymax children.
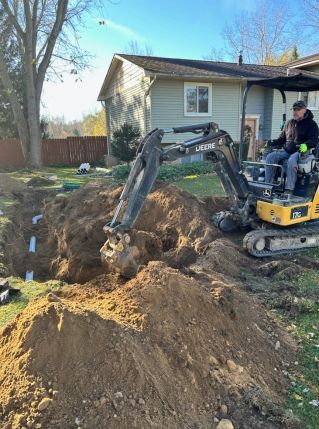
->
<box><xmin>264</xmin><ymin>89</ymin><xmax>274</xmax><ymax>139</ymax></box>
<box><xmin>245</xmin><ymin>86</ymin><xmax>269</xmax><ymax>139</ymax></box>
<box><xmin>300</xmin><ymin>64</ymin><xmax>319</xmax><ymax>73</ymax></box>
<box><xmin>105</xmin><ymin>60</ymin><xmax>151</xmax><ymax>140</ymax></box>
<box><xmin>150</xmin><ymin>79</ymin><xmax>241</xmax><ymax>143</ymax></box>
<box><xmin>271</xmin><ymin>90</ymin><xmax>299</xmax><ymax>139</ymax></box>
<box><xmin>289</xmin><ymin>64</ymin><xmax>319</xmax><ymax>124</ymax></box>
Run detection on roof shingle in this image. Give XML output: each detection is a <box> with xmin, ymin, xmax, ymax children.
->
<box><xmin>118</xmin><ymin>54</ymin><xmax>315</xmax><ymax>79</ymax></box>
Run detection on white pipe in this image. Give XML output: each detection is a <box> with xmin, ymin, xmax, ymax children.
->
<box><xmin>29</xmin><ymin>236</ymin><xmax>36</xmax><ymax>253</ymax></box>
<box><xmin>25</xmin><ymin>271</ymin><xmax>34</xmax><ymax>282</ymax></box>
<box><xmin>32</xmin><ymin>214</ymin><xmax>43</xmax><ymax>224</ymax></box>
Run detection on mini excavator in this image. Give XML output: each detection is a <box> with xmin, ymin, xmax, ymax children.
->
<box><xmin>101</xmin><ymin>74</ymin><xmax>319</xmax><ymax>278</ymax></box>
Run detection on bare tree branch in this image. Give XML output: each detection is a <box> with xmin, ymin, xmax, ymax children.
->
<box><xmin>0</xmin><ymin>0</ymin><xmax>105</xmax><ymax>166</ymax></box>
<box><xmin>221</xmin><ymin>0</ymin><xmax>302</xmax><ymax>65</ymax></box>
<box><xmin>0</xmin><ymin>0</ymin><xmax>25</xmax><ymax>40</ymax></box>
<box><xmin>125</xmin><ymin>40</ymin><xmax>154</xmax><ymax>56</ymax></box>
<box><xmin>36</xmin><ymin>0</ymin><xmax>68</xmax><ymax>97</ymax></box>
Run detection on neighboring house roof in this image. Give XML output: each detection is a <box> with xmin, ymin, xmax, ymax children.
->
<box><xmin>285</xmin><ymin>52</ymin><xmax>319</xmax><ymax>68</ymax></box>
<box><xmin>98</xmin><ymin>53</ymin><xmax>317</xmax><ymax>100</ymax></box>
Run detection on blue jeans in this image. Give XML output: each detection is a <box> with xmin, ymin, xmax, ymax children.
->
<box><xmin>265</xmin><ymin>149</ymin><xmax>300</xmax><ymax>190</ymax></box>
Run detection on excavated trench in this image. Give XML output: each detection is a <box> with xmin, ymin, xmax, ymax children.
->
<box><xmin>7</xmin><ymin>181</ymin><xmax>230</xmax><ymax>284</ymax></box>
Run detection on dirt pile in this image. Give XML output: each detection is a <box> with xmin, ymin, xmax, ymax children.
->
<box><xmin>0</xmin><ymin>262</ymin><xmax>298</xmax><ymax>429</ymax></box>
<box><xmin>38</xmin><ymin>182</ymin><xmax>223</xmax><ymax>283</ymax></box>
<box><xmin>0</xmin><ymin>173</ymin><xmax>26</xmax><ymax>194</ymax></box>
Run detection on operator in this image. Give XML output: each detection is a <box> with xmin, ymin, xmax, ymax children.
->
<box><xmin>264</xmin><ymin>100</ymin><xmax>319</xmax><ymax>194</ymax></box>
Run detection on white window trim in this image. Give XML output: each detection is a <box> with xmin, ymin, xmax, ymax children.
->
<box><xmin>307</xmin><ymin>91</ymin><xmax>319</xmax><ymax>111</ymax></box>
<box><xmin>244</xmin><ymin>114</ymin><xmax>260</xmax><ymax>140</ymax></box>
<box><xmin>184</xmin><ymin>82</ymin><xmax>212</xmax><ymax>117</ymax></box>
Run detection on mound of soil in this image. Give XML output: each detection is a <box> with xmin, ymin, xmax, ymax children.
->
<box><xmin>37</xmin><ymin>182</ymin><xmax>223</xmax><ymax>283</ymax></box>
<box><xmin>26</xmin><ymin>176</ymin><xmax>54</xmax><ymax>187</ymax></box>
<box><xmin>0</xmin><ymin>173</ymin><xmax>26</xmax><ymax>194</ymax></box>
<box><xmin>0</xmin><ymin>262</ymin><xmax>297</xmax><ymax>429</ymax></box>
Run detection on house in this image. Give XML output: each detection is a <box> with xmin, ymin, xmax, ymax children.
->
<box><xmin>286</xmin><ymin>53</ymin><xmax>319</xmax><ymax>111</ymax></box>
<box><xmin>98</xmin><ymin>53</ymin><xmax>319</xmax><ymax>162</ymax></box>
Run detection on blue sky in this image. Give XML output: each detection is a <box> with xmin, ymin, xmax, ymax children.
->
<box><xmin>42</xmin><ymin>0</ymin><xmax>301</xmax><ymax>121</ymax></box>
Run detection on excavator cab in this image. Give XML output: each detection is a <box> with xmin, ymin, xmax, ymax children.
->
<box><xmin>102</xmin><ymin>74</ymin><xmax>319</xmax><ymax>277</ymax></box>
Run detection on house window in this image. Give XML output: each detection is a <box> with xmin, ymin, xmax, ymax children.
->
<box><xmin>307</xmin><ymin>91</ymin><xmax>319</xmax><ymax>110</ymax></box>
<box><xmin>184</xmin><ymin>83</ymin><xmax>212</xmax><ymax>116</ymax></box>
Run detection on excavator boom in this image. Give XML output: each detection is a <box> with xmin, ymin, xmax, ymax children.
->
<box><xmin>101</xmin><ymin>122</ymin><xmax>251</xmax><ymax>278</ymax></box>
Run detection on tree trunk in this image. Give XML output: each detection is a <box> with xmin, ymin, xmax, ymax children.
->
<box><xmin>0</xmin><ymin>52</ymin><xmax>31</xmax><ymax>162</ymax></box>
<box><xmin>24</xmin><ymin>31</ymin><xmax>42</xmax><ymax>168</ymax></box>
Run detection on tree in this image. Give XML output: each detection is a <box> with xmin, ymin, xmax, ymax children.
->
<box><xmin>203</xmin><ymin>47</ymin><xmax>226</xmax><ymax>62</ymax></box>
<box><xmin>125</xmin><ymin>40</ymin><xmax>154</xmax><ymax>56</ymax></box>
<box><xmin>265</xmin><ymin>46</ymin><xmax>300</xmax><ymax>65</ymax></box>
<box><xmin>111</xmin><ymin>123</ymin><xmax>141</xmax><ymax>163</ymax></box>
<box><xmin>222</xmin><ymin>0</ymin><xmax>301</xmax><ymax>65</ymax></box>
<box><xmin>83</xmin><ymin>110</ymin><xmax>106</xmax><ymax>136</ymax></box>
<box><xmin>0</xmin><ymin>6</ymin><xmax>24</xmax><ymax>138</ymax></box>
<box><xmin>303</xmin><ymin>0</ymin><xmax>319</xmax><ymax>30</ymax></box>
<box><xmin>0</xmin><ymin>0</ymin><xmax>101</xmax><ymax>167</ymax></box>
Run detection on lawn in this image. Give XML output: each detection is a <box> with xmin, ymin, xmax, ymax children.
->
<box><xmin>174</xmin><ymin>174</ymin><xmax>225</xmax><ymax>197</ymax></box>
<box><xmin>2</xmin><ymin>166</ymin><xmax>112</xmax><ymax>189</ymax></box>
<box><xmin>0</xmin><ymin>278</ymin><xmax>62</xmax><ymax>327</ymax></box>
<box><xmin>285</xmin><ymin>273</ymin><xmax>319</xmax><ymax>429</ymax></box>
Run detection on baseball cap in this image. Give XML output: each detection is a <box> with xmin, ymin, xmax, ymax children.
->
<box><xmin>292</xmin><ymin>100</ymin><xmax>307</xmax><ymax>110</ymax></box>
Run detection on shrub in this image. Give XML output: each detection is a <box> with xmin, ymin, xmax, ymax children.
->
<box><xmin>112</xmin><ymin>160</ymin><xmax>214</xmax><ymax>182</ymax></box>
<box><xmin>111</xmin><ymin>123</ymin><xmax>141</xmax><ymax>163</ymax></box>
<box><xmin>112</xmin><ymin>164</ymin><xmax>132</xmax><ymax>180</ymax></box>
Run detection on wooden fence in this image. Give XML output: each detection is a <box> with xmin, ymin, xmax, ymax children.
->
<box><xmin>0</xmin><ymin>136</ymin><xmax>108</xmax><ymax>167</ymax></box>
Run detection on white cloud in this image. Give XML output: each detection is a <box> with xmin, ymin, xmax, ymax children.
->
<box><xmin>95</xmin><ymin>18</ymin><xmax>143</xmax><ymax>40</ymax></box>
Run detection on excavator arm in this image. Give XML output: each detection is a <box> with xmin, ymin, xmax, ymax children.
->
<box><xmin>101</xmin><ymin>122</ymin><xmax>250</xmax><ymax>277</ymax></box>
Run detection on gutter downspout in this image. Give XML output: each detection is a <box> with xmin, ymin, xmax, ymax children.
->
<box><xmin>100</xmin><ymin>100</ymin><xmax>109</xmax><ymax>156</ymax></box>
<box><xmin>144</xmin><ymin>76</ymin><xmax>157</xmax><ymax>135</ymax></box>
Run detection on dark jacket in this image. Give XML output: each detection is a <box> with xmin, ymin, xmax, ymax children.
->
<box><xmin>275</xmin><ymin>109</ymin><xmax>319</xmax><ymax>154</ymax></box>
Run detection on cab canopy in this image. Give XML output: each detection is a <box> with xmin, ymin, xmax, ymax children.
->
<box><xmin>239</xmin><ymin>74</ymin><xmax>319</xmax><ymax>161</ymax></box>
<box><xmin>247</xmin><ymin>74</ymin><xmax>319</xmax><ymax>92</ymax></box>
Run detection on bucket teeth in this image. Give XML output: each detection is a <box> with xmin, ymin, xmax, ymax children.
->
<box><xmin>100</xmin><ymin>228</ymin><xmax>140</xmax><ymax>278</ymax></box>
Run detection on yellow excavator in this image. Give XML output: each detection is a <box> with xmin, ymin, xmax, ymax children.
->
<box><xmin>101</xmin><ymin>74</ymin><xmax>319</xmax><ymax>278</ymax></box>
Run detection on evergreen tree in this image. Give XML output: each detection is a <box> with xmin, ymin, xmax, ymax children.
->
<box><xmin>111</xmin><ymin>123</ymin><xmax>141</xmax><ymax>163</ymax></box>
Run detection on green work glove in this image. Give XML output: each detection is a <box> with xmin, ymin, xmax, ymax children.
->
<box><xmin>299</xmin><ymin>143</ymin><xmax>308</xmax><ymax>153</ymax></box>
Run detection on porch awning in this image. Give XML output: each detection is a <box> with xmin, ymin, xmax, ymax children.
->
<box><xmin>247</xmin><ymin>74</ymin><xmax>319</xmax><ymax>92</ymax></box>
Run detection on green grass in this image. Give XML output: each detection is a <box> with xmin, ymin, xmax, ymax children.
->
<box><xmin>173</xmin><ymin>174</ymin><xmax>225</xmax><ymax>197</ymax></box>
<box><xmin>1</xmin><ymin>166</ymin><xmax>113</xmax><ymax>189</ymax></box>
<box><xmin>0</xmin><ymin>277</ymin><xmax>62</xmax><ymax>327</ymax></box>
<box><xmin>285</xmin><ymin>270</ymin><xmax>319</xmax><ymax>428</ymax></box>
<box><xmin>0</xmin><ymin>196</ymin><xmax>16</xmax><ymax>212</ymax></box>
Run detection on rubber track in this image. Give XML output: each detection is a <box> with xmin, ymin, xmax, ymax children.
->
<box><xmin>243</xmin><ymin>222</ymin><xmax>319</xmax><ymax>257</ymax></box>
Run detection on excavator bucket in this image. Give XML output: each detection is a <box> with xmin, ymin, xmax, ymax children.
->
<box><xmin>100</xmin><ymin>129</ymin><xmax>164</xmax><ymax>278</ymax></box>
<box><xmin>100</xmin><ymin>224</ymin><xmax>140</xmax><ymax>278</ymax></box>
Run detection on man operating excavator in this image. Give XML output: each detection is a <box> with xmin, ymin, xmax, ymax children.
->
<box><xmin>264</xmin><ymin>100</ymin><xmax>319</xmax><ymax>193</ymax></box>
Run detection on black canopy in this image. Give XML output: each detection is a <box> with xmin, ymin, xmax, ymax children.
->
<box><xmin>247</xmin><ymin>74</ymin><xmax>319</xmax><ymax>92</ymax></box>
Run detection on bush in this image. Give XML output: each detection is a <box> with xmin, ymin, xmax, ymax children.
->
<box><xmin>112</xmin><ymin>164</ymin><xmax>132</xmax><ymax>180</ymax></box>
<box><xmin>112</xmin><ymin>160</ymin><xmax>214</xmax><ymax>182</ymax></box>
<box><xmin>111</xmin><ymin>123</ymin><xmax>141</xmax><ymax>163</ymax></box>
